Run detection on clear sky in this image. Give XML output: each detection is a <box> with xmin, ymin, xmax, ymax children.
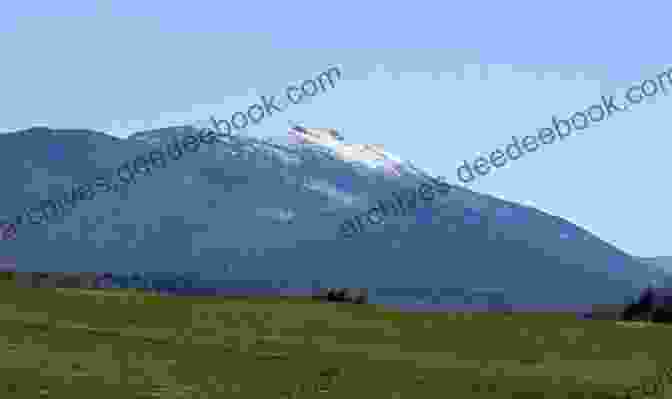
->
<box><xmin>2</xmin><ymin>1</ymin><xmax>670</xmax><ymax>257</ymax></box>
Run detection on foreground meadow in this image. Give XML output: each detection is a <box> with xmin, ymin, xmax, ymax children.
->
<box><xmin>0</xmin><ymin>280</ymin><xmax>669</xmax><ymax>398</ymax></box>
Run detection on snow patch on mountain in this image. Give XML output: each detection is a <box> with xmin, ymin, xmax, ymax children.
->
<box><xmin>254</xmin><ymin>207</ymin><xmax>296</xmax><ymax>223</ymax></box>
<box><xmin>302</xmin><ymin>177</ymin><xmax>364</xmax><ymax>206</ymax></box>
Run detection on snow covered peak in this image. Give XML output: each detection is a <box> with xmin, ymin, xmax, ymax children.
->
<box><xmin>128</xmin><ymin>120</ymin><xmax>441</xmax><ymax>189</ymax></box>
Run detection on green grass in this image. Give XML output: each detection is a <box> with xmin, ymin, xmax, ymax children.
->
<box><xmin>0</xmin><ymin>280</ymin><xmax>670</xmax><ymax>398</ymax></box>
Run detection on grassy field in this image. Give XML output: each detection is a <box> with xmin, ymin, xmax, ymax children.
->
<box><xmin>0</xmin><ymin>279</ymin><xmax>670</xmax><ymax>398</ymax></box>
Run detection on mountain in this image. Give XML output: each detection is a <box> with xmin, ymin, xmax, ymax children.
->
<box><xmin>0</xmin><ymin>125</ymin><xmax>663</xmax><ymax>311</ymax></box>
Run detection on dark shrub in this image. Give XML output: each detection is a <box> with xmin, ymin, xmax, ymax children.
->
<box><xmin>314</xmin><ymin>288</ymin><xmax>368</xmax><ymax>304</ymax></box>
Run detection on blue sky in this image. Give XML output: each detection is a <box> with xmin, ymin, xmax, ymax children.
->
<box><xmin>2</xmin><ymin>1</ymin><xmax>671</xmax><ymax>257</ymax></box>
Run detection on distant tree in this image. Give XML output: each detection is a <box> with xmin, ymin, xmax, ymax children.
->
<box><xmin>621</xmin><ymin>285</ymin><xmax>672</xmax><ymax>323</ymax></box>
<box><xmin>651</xmin><ymin>288</ymin><xmax>672</xmax><ymax>323</ymax></box>
<box><xmin>622</xmin><ymin>285</ymin><xmax>654</xmax><ymax>321</ymax></box>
